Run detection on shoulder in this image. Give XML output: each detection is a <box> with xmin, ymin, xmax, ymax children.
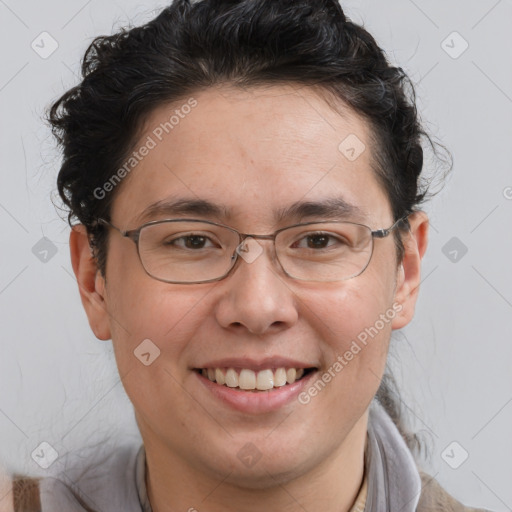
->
<box><xmin>0</xmin><ymin>465</ymin><xmax>41</xmax><ymax>512</ymax></box>
<box><xmin>2</xmin><ymin>474</ymin><xmax>41</xmax><ymax>512</ymax></box>
<box><xmin>3</xmin><ymin>443</ymin><xmax>143</xmax><ymax>512</ymax></box>
<box><xmin>0</xmin><ymin>467</ymin><xmax>14</xmax><ymax>512</ymax></box>
<box><xmin>7</xmin><ymin>475</ymin><xmax>95</xmax><ymax>512</ymax></box>
<box><xmin>417</xmin><ymin>470</ymin><xmax>495</xmax><ymax>512</ymax></box>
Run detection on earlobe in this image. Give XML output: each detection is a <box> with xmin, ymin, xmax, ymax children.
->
<box><xmin>391</xmin><ymin>211</ymin><xmax>429</xmax><ymax>330</ymax></box>
<box><xmin>69</xmin><ymin>225</ymin><xmax>111</xmax><ymax>341</ymax></box>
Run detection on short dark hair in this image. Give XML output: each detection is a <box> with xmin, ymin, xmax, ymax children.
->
<box><xmin>47</xmin><ymin>0</ymin><xmax>449</xmax><ymax>276</ymax></box>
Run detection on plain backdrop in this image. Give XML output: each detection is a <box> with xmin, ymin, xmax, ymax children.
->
<box><xmin>1</xmin><ymin>0</ymin><xmax>511</xmax><ymax>510</ymax></box>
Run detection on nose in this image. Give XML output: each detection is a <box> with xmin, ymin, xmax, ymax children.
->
<box><xmin>213</xmin><ymin>237</ymin><xmax>299</xmax><ymax>335</ymax></box>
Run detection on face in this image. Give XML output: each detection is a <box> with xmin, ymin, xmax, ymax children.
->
<box><xmin>72</xmin><ymin>84</ymin><xmax>427</xmax><ymax>490</ymax></box>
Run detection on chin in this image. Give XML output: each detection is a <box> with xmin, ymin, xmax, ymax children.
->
<box><xmin>198</xmin><ymin>442</ymin><xmax>314</xmax><ymax>490</ymax></box>
<box><xmin>223</xmin><ymin>461</ymin><xmax>306</xmax><ymax>490</ymax></box>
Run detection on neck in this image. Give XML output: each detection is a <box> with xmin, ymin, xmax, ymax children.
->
<box><xmin>143</xmin><ymin>410</ymin><xmax>368</xmax><ymax>512</ymax></box>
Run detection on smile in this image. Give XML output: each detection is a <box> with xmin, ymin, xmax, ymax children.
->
<box><xmin>195</xmin><ymin>367</ymin><xmax>315</xmax><ymax>391</ymax></box>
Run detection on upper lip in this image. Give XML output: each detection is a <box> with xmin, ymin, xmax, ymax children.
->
<box><xmin>193</xmin><ymin>357</ymin><xmax>318</xmax><ymax>371</ymax></box>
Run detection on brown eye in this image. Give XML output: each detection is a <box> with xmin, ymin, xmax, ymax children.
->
<box><xmin>167</xmin><ymin>235</ymin><xmax>213</xmax><ymax>249</ymax></box>
<box><xmin>292</xmin><ymin>232</ymin><xmax>347</xmax><ymax>250</ymax></box>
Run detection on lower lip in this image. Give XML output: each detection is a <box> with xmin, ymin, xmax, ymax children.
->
<box><xmin>194</xmin><ymin>370</ymin><xmax>318</xmax><ymax>414</ymax></box>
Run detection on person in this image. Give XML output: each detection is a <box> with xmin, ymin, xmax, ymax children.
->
<box><xmin>2</xmin><ymin>0</ymin><xmax>494</xmax><ymax>510</ymax></box>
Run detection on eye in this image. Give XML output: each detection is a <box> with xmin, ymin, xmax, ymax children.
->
<box><xmin>164</xmin><ymin>234</ymin><xmax>219</xmax><ymax>250</ymax></box>
<box><xmin>291</xmin><ymin>232</ymin><xmax>349</xmax><ymax>250</ymax></box>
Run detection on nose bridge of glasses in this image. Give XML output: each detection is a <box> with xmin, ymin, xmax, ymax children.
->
<box><xmin>239</xmin><ymin>232</ymin><xmax>274</xmax><ymax>244</ymax></box>
<box><xmin>232</xmin><ymin>233</ymin><xmax>280</xmax><ymax>269</ymax></box>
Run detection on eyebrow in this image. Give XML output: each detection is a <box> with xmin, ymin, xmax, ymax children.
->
<box><xmin>136</xmin><ymin>198</ymin><xmax>229</xmax><ymax>224</ymax></box>
<box><xmin>276</xmin><ymin>197</ymin><xmax>365</xmax><ymax>223</ymax></box>
<box><xmin>135</xmin><ymin>196</ymin><xmax>365</xmax><ymax>225</ymax></box>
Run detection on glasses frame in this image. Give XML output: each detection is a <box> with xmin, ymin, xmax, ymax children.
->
<box><xmin>96</xmin><ymin>216</ymin><xmax>408</xmax><ymax>284</ymax></box>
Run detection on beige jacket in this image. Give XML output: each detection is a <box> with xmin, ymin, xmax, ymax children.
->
<box><xmin>417</xmin><ymin>471</ymin><xmax>492</xmax><ymax>512</ymax></box>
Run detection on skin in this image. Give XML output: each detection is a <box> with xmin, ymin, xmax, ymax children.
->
<box><xmin>70</xmin><ymin>84</ymin><xmax>428</xmax><ymax>512</ymax></box>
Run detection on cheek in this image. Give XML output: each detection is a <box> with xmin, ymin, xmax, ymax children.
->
<box><xmin>296</xmin><ymin>288</ymin><xmax>394</xmax><ymax>428</ymax></box>
<box><xmin>105</xmin><ymin>283</ymin><xmax>212</xmax><ymax>425</ymax></box>
<box><xmin>104</xmin><ymin>248</ymin><xmax>211</xmax><ymax>376</ymax></box>
<box><xmin>311</xmin><ymin>265</ymin><xmax>395</xmax><ymax>340</ymax></box>
<box><xmin>301</xmin><ymin>266</ymin><xmax>397</xmax><ymax>393</ymax></box>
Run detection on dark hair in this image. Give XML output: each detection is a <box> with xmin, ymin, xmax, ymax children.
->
<box><xmin>46</xmin><ymin>0</ymin><xmax>449</xmax><ymax>470</ymax></box>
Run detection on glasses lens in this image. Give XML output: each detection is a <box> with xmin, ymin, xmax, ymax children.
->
<box><xmin>276</xmin><ymin>222</ymin><xmax>373</xmax><ymax>281</ymax></box>
<box><xmin>138</xmin><ymin>221</ymin><xmax>238</xmax><ymax>283</ymax></box>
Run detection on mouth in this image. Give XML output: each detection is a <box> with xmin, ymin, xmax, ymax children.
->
<box><xmin>193</xmin><ymin>366</ymin><xmax>317</xmax><ymax>392</ymax></box>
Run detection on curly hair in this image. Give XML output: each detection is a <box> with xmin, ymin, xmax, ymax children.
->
<box><xmin>46</xmin><ymin>0</ymin><xmax>449</xmax><ymax>463</ymax></box>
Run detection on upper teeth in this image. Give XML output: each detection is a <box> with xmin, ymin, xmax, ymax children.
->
<box><xmin>201</xmin><ymin>367</ymin><xmax>305</xmax><ymax>390</ymax></box>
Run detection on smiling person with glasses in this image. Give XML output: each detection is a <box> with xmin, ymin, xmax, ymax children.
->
<box><xmin>6</xmin><ymin>1</ymin><xmax>494</xmax><ymax>511</ymax></box>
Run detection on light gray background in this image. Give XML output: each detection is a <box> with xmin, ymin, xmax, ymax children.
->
<box><xmin>1</xmin><ymin>0</ymin><xmax>511</xmax><ymax>510</ymax></box>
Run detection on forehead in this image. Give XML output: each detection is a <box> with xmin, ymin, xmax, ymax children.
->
<box><xmin>110</xmin><ymin>84</ymin><xmax>391</xmax><ymax>229</ymax></box>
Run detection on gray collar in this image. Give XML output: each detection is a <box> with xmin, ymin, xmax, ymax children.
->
<box><xmin>364</xmin><ymin>398</ymin><xmax>422</xmax><ymax>511</ymax></box>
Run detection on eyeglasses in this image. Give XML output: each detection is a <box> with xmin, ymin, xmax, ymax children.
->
<box><xmin>96</xmin><ymin>217</ymin><xmax>407</xmax><ymax>284</ymax></box>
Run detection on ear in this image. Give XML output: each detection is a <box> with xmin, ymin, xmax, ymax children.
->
<box><xmin>391</xmin><ymin>211</ymin><xmax>429</xmax><ymax>330</ymax></box>
<box><xmin>69</xmin><ymin>225</ymin><xmax>111</xmax><ymax>340</ymax></box>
